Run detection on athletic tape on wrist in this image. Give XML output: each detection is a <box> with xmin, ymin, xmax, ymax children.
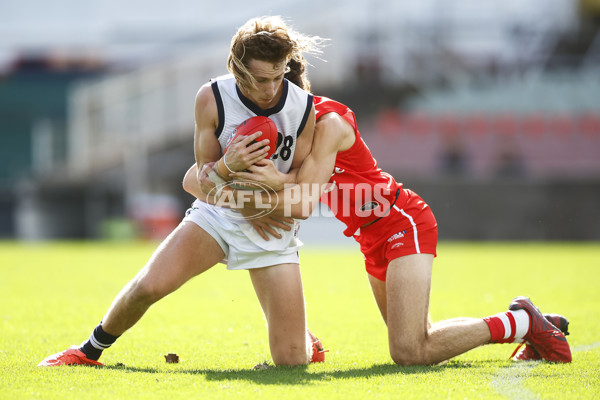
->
<box><xmin>207</xmin><ymin>169</ymin><xmax>226</xmax><ymax>185</ymax></box>
<box><xmin>207</xmin><ymin>169</ymin><xmax>226</xmax><ymax>202</ymax></box>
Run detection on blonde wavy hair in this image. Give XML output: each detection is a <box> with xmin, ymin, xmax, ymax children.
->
<box><xmin>227</xmin><ymin>16</ymin><xmax>324</xmax><ymax>93</ymax></box>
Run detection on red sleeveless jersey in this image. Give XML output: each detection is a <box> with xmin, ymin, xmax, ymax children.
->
<box><xmin>313</xmin><ymin>96</ymin><xmax>407</xmax><ymax>236</ymax></box>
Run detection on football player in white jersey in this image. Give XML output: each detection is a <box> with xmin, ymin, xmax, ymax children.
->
<box><xmin>38</xmin><ymin>16</ymin><xmax>327</xmax><ymax>368</ymax></box>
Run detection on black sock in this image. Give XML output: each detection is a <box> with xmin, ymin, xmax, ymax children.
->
<box><xmin>79</xmin><ymin>323</ymin><xmax>120</xmax><ymax>361</ymax></box>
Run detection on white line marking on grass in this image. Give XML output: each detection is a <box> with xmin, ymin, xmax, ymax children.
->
<box><xmin>572</xmin><ymin>342</ymin><xmax>600</xmax><ymax>352</ymax></box>
<box><xmin>491</xmin><ymin>363</ymin><xmax>540</xmax><ymax>400</ymax></box>
<box><xmin>491</xmin><ymin>342</ymin><xmax>600</xmax><ymax>400</ymax></box>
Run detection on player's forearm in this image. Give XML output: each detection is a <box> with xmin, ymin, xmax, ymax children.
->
<box><xmin>235</xmin><ymin>182</ymin><xmax>323</xmax><ymax>219</ymax></box>
<box><xmin>286</xmin><ymin>167</ymin><xmax>300</xmax><ymax>183</ymax></box>
<box><xmin>214</xmin><ymin>157</ymin><xmax>233</xmax><ymax>180</ymax></box>
<box><xmin>183</xmin><ymin>164</ymin><xmax>220</xmax><ymax>205</ymax></box>
<box><xmin>183</xmin><ymin>178</ymin><xmax>217</xmax><ymax>205</ymax></box>
<box><xmin>264</xmin><ymin>167</ymin><xmax>298</xmax><ymax>192</ymax></box>
<box><xmin>280</xmin><ymin>183</ymin><xmax>323</xmax><ymax>219</ymax></box>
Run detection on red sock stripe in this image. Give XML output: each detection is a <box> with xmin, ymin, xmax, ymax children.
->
<box><xmin>483</xmin><ymin>316</ymin><xmax>505</xmax><ymax>342</ymax></box>
<box><xmin>506</xmin><ymin>311</ymin><xmax>516</xmax><ymax>342</ymax></box>
<box><xmin>494</xmin><ymin>312</ymin><xmax>518</xmax><ymax>343</ymax></box>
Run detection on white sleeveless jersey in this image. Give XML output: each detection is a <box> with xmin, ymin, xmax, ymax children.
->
<box><xmin>210</xmin><ymin>74</ymin><xmax>313</xmax><ymax>174</ymax></box>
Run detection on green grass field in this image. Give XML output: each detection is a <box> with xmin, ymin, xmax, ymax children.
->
<box><xmin>1</xmin><ymin>241</ymin><xmax>599</xmax><ymax>399</ymax></box>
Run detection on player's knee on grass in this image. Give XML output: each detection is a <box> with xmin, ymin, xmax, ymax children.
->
<box><xmin>271</xmin><ymin>343</ymin><xmax>310</xmax><ymax>366</ymax></box>
<box><xmin>389</xmin><ymin>339</ymin><xmax>431</xmax><ymax>366</ymax></box>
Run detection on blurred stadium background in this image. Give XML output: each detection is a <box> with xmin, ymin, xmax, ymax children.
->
<box><xmin>1</xmin><ymin>0</ymin><xmax>599</xmax><ymax>242</ymax></box>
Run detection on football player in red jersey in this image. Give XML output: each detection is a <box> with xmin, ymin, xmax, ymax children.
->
<box><xmin>186</xmin><ymin>59</ymin><xmax>571</xmax><ymax>365</ymax></box>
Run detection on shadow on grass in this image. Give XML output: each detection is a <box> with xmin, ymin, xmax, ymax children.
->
<box><xmin>103</xmin><ymin>360</ymin><xmax>486</xmax><ymax>385</ymax></box>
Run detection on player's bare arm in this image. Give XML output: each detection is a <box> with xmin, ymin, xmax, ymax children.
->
<box><xmin>230</xmin><ymin>111</ymin><xmax>353</xmax><ymax>219</ymax></box>
<box><xmin>181</xmin><ymin>161</ymin><xmax>295</xmax><ymax>240</ymax></box>
<box><xmin>232</xmin><ymin>160</ymin><xmax>301</xmax><ymax>193</ymax></box>
<box><xmin>291</xmin><ymin>105</ymin><xmax>316</xmax><ymax>170</ymax></box>
<box><xmin>284</xmin><ymin>112</ymin><xmax>353</xmax><ymax>218</ymax></box>
<box><xmin>234</xmin><ymin>106</ymin><xmax>316</xmax><ymax>238</ymax></box>
<box><xmin>193</xmin><ymin>84</ymin><xmax>222</xmax><ymax>203</ymax></box>
<box><xmin>184</xmin><ymin>106</ymin><xmax>317</xmax><ymax>238</ymax></box>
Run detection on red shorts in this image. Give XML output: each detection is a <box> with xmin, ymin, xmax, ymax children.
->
<box><xmin>354</xmin><ymin>189</ymin><xmax>438</xmax><ymax>281</ymax></box>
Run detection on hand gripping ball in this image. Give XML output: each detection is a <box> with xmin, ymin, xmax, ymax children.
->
<box><xmin>224</xmin><ymin>116</ymin><xmax>278</xmax><ymax>159</ymax></box>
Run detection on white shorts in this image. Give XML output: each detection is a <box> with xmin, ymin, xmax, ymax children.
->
<box><xmin>182</xmin><ymin>199</ymin><xmax>302</xmax><ymax>270</ymax></box>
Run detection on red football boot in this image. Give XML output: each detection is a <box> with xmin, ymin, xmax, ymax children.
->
<box><xmin>308</xmin><ymin>330</ymin><xmax>328</xmax><ymax>363</ymax></box>
<box><xmin>38</xmin><ymin>346</ymin><xmax>104</xmax><ymax>367</ymax></box>
<box><xmin>512</xmin><ymin>314</ymin><xmax>570</xmax><ymax>361</ymax></box>
<box><xmin>508</xmin><ymin>297</ymin><xmax>572</xmax><ymax>363</ymax></box>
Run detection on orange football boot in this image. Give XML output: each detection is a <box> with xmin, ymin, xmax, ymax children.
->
<box><xmin>38</xmin><ymin>346</ymin><xmax>104</xmax><ymax>367</ymax></box>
